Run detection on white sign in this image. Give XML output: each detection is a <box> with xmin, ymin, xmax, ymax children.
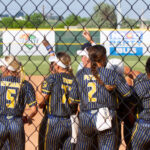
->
<box><xmin>3</xmin><ymin>29</ymin><xmax>55</xmax><ymax>56</ymax></box>
<box><xmin>100</xmin><ymin>30</ymin><xmax>150</xmax><ymax>56</ymax></box>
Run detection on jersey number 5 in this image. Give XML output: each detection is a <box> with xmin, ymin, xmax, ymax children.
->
<box><xmin>6</xmin><ymin>88</ymin><xmax>17</xmax><ymax>108</ymax></box>
<box><xmin>88</xmin><ymin>82</ymin><xmax>97</xmax><ymax>102</ymax></box>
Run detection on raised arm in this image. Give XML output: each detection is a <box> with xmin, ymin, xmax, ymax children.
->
<box><xmin>82</xmin><ymin>29</ymin><xmax>96</xmax><ymax>45</ymax></box>
<box><xmin>42</xmin><ymin>36</ymin><xmax>55</xmax><ymax>57</ymax></box>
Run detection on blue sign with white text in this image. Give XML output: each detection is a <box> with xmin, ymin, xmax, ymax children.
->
<box><xmin>109</xmin><ymin>31</ymin><xmax>143</xmax><ymax>56</ymax></box>
<box><xmin>110</xmin><ymin>47</ymin><xmax>143</xmax><ymax>56</ymax></box>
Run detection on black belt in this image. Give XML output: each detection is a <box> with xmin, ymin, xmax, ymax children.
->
<box><xmin>47</xmin><ymin>114</ymin><xmax>70</xmax><ymax>119</ymax></box>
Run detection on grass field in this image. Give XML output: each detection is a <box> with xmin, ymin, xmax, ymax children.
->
<box><xmin>17</xmin><ymin>55</ymin><xmax>149</xmax><ymax>75</ymax></box>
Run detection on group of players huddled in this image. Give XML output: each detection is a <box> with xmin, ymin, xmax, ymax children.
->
<box><xmin>0</xmin><ymin>30</ymin><xmax>149</xmax><ymax>150</ymax></box>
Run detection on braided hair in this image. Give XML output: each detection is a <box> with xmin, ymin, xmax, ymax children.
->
<box><xmin>88</xmin><ymin>45</ymin><xmax>107</xmax><ymax>85</ymax></box>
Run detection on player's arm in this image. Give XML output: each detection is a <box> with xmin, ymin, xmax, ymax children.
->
<box><xmin>82</xmin><ymin>29</ymin><xmax>96</xmax><ymax>46</ymax></box>
<box><xmin>42</xmin><ymin>36</ymin><xmax>57</xmax><ymax>74</ymax></box>
<box><xmin>38</xmin><ymin>77</ymin><xmax>53</xmax><ymax>108</ymax></box>
<box><xmin>23</xmin><ymin>81</ymin><xmax>37</xmax><ymax>124</ymax></box>
<box><xmin>42</xmin><ymin>36</ymin><xmax>55</xmax><ymax>57</ymax></box>
<box><xmin>38</xmin><ymin>92</ymin><xmax>49</xmax><ymax>108</ymax></box>
<box><xmin>124</xmin><ymin>66</ymin><xmax>141</xmax><ymax>86</ymax></box>
<box><xmin>23</xmin><ymin>105</ymin><xmax>37</xmax><ymax>124</ymax></box>
<box><xmin>115</xmin><ymin>73</ymin><xmax>132</xmax><ymax>98</ymax></box>
<box><xmin>69</xmin><ymin>79</ymin><xmax>80</xmax><ymax>104</ymax></box>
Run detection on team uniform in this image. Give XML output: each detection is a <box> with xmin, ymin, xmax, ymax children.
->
<box><xmin>70</xmin><ymin>67</ymin><xmax>132</xmax><ymax>150</ymax></box>
<box><xmin>0</xmin><ymin>76</ymin><xmax>36</xmax><ymax>150</ymax></box>
<box><xmin>41</xmin><ymin>73</ymin><xmax>77</xmax><ymax>150</ymax></box>
<box><xmin>130</xmin><ymin>73</ymin><xmax>150</xmax><ymax>150</ymax></box>
<box><xmin>2</xmin><ymin>140</ymin><xmax>10</xmax><ymax>150</ymax></box>
<box><xmin>116</xmin><ymin>87</ymin><xmax>139</xmax><ymax>148</ymax></box>
<box><xmin>38</xmin><ymin>105</ymin><xmax>48</xmax><ymax>150</ymax></box>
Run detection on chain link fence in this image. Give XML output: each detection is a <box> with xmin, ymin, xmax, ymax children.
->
<box><xmin>0</xmin><ymin>0</ymin><xmax>150</xmax><ymax>150</ymax></box>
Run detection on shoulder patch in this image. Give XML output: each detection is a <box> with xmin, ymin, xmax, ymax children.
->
<box><xmin>43</xmin><ymin>81</ymin><xmax>48</xmax><ymax>88</ymax></box>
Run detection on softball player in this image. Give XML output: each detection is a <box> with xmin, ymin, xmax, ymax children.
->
<box><xmin>106</xmin><ymin>58</ymin><xmax>139</xmax><ymax>148</ymax></box>
<box><xmin>38</xmin><ymin>107</ymin><xmax>48</xmax><ymax>150</ymax></box>
<box><xmin>130</xmin><ymin>57</ymin><xmax>150</xmax><ymax>150</ymax></box>
<box><xmin>70</xmin><ymin>45</ymin><xmax>132</xmax><ymax>150</ymax></box>
<box><xmin>38</xmin><ymin>52</ymin><xmax>78</xmax><ymax>150</ymax></box>
<box><xmin>0</xmin><ymin>56</ymin><xmax>37</xmax><ymax>150</ymax></box>
<box><xmin>38</xmin><ymin>61</ymin><xmax>56</xmax><ymax>150</ymax></box>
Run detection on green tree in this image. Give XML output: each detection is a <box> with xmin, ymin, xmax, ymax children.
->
<box><xmin>1</xmin><ymin>17</ymin><xmax>14</xmax><ymax>28</ymax></box>
<box><xmin>25</xmin><ymin>13</ymin><xmax>44</xmax><ymax>28</ymax></box>
<box><xmin>87</xmin><ymin>3</ymin><xmax>117</xmax><ymax>28</ymax></box>
<box><xmin>0</xmin><ymin>16</ymin><xmax>38</xmax><ymax>28</ymax></box>
<box><xmin>121</xmin><ymin>17</ymin><xmax>139</xmax><ymax>28</ymax></box>
<box><xmin>56</xmin><ymin>14</ymin><xmax>87</xmax><ymax>28</ymax></box>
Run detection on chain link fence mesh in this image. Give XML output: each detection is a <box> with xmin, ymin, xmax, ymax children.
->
<box><xmin>0</xmin><ymin>0</ymin><xmax>150</xmax><ymax>150</ymax></box>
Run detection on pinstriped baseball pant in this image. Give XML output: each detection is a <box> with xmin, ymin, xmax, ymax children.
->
<box><xmin>75</xmin><ymin>111</ymin><xmax>117</xmax><ymax>150</ymax></box>
<box><xmin>38</xmin><ymin>114</ymin><xmax>48</xmax><ymax>150</ymax></box>
<box><xmin>0</xmin><ymin>117</ymin><xmax>25</xmax><ymax>150</ymax></box>
<box><xmin>130</xmin><ymin>121</ymin><xmax>150</xmax><ymax>150</ymax></box>
<box><xmin>2</xmin><ymin>140</ymin><xmax>10</xmax><ymax>150</ymax></box>
<box><xmin>44</xmin><ymin>115</ymin><xmax>74</xmax><ymax>150</ymax></box>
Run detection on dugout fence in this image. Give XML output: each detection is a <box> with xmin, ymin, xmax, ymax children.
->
<box><xmin>0</xmin><ymin>0</ymin><xmax>150</xmax><ymax>149</ymax></box>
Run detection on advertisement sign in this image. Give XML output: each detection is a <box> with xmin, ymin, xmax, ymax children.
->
<box><xmin>101</xmin><ymin>30</ymin><xmax>145</xmax><ymax>56</ymax></box>
<box><xmin>3</xmin><ymin>30</ymin><xmax>55</xmax><ymax>56</ymax></box>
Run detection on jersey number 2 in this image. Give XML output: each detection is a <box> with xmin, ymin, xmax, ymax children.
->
<box><xmin>88</xmin><ymin>82</ymin><xmax>97</xmax><ymax>102</ymax></box>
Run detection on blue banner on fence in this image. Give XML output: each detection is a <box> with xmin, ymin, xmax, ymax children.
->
<box><xmin>110</xmin><ymin>47</ymin><xmax>143</xmax><ymax>56</ymax></box>
<box><xmin>108</xmin><ymin>31</ymin><xmax>143</xmax><ymax>56</ymax></box>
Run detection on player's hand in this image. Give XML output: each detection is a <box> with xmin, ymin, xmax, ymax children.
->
<box><xmin>105</xmin><ymin>85</ymin><xmax>116</xmax><ymax>91</ymax></box>
<box><xmin>42</xmin><ymin>36</ymin><xmax>50</xmax><ymax>47</ymax></box>
<box><xmin>27</xmin><ymin>117</ymin><xmax>33</xmax><ymax>125</ymax></box>
<box><xmin>22</xmin><ymin>116</ymin><xmax>33</xmax><ymax>125</ymax></box>
<box><xmin>38</xmin><ymin>102</ymin><xmax>45</xmax><ymax>109</ymax></box>
<box><xmin>82</xmin><ymin>29</ymin><xmax>92</xmax><ymax>42</ymax></box>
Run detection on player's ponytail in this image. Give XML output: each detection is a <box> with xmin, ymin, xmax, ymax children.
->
<box><xmin>15</xmin><ymin>65</ymin><xmax>25</xmax><ymax>104</ymax></box>
<box><xmin>91</xmin><ymin>59</ymin><xmax>103</xmax><ymax>85</ymax></box>
<box><xmin>88</xmin><ymin>45</ymin><xmax>107</xmax><ymax>85</ymax></box>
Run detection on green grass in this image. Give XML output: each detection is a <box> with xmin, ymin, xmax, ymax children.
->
<box><xmin>17</xmin><ymin>56</ymin><xmax>50</xmax><ymax>76</ymax></box>
<box><xmin>17</xmin><ymin>55</ymin><xmax>148</xmax><ymax>75</ymax></box>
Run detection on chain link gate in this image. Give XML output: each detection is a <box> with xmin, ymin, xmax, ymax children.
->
<box><xmin>0</xmin><ymin>0</ymin><xmax>150</xmax><ymax>150</ymax></box>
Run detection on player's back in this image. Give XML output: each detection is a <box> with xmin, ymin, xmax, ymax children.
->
<box><xmin>0</xmin><ymin>76</ymin><xmax>35</xmax><ymax>117</ymax></box>
<box><xmin>43</xmin><ymin>73</ymin><xmax>75</xmax><ymax>117</ymax></box>
<box><xmin>134</xmin><ymin>73</ymin><xmax>150</xmax><ymax>120</ymax></box>
<box><xmin>76</xmin><ymin>67</ymin><xmax>131</xmax><ymax>111</ymax></box>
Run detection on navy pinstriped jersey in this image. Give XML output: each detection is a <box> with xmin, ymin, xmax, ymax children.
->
<box><xmin>42</xmin><ymin>73</ymin><xmax>77</xmax><ymax>117</ymax></box>
<box><xmin>70</xmin><ymin>67</ymin><xmax>132</xmax><ymax>111</ymax></box>
<box><xmin>133</xmin><ymin>73</ymin><xmax>150</xmax><ymax>120</ymax></box>
<box><xmin>0</xmin><ymin>76</ymin><xmax>36</xmax><ymax>116</ymax></box>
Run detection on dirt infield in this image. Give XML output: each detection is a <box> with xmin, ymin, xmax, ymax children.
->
<box><xmin>24</xmin><ymin>75</ymin><xmax>45</xmax><ymax>150</ymax></box>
